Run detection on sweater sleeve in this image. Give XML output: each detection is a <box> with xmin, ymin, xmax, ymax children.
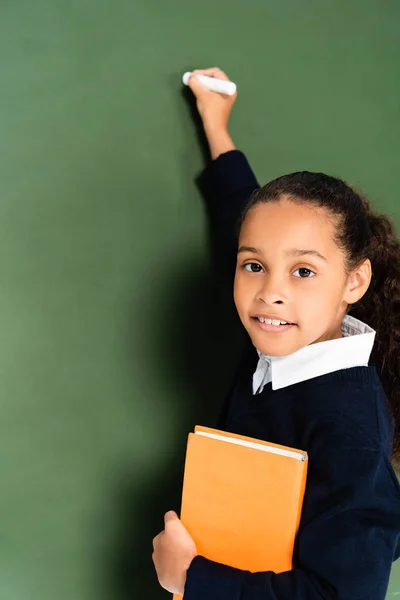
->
<box><xmin>183</xmin><ymin>416</ymin><xmax>400</xmax><ymax>600</ymax></box>
<box><xmin>203</xmin><ymin>150</ymin><xmax>260</xmax><ymax>280</ymax></box>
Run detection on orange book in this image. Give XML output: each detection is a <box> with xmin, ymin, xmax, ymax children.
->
<box><xmin>173</xmin><ymin>425</ymin><xmax>308</xmax><ymax>600</ymax></box>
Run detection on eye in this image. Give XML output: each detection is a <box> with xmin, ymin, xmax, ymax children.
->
<box><xmin>243</xmin><ymin>263</ymin><xmax>264</xmax><ymax>273</ymax></box>
<box><xmin>292</xmin><ymin>267</ymin><xmax>315</xmax><ymax>278</ymax></box>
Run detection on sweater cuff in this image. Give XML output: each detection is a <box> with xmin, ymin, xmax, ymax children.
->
<box><xmin>207</xmin><ymin>150</ymin><xmax>260</xmax><ymax>198</ymax></box>
<box><xmin>184</xmin><ymin>555</ymin><xmax>246</xmax><ymax>600</ymax></box>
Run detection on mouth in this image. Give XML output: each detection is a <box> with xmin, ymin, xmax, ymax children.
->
<box><xmin>251</xmin><ymin>316</ymin><xmax>297</xmax><ymax>333</ymax></box>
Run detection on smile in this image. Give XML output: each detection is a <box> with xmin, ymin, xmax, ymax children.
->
<box><xmin>251</xmin><ymin>317</ymin><xmax>296</xmax><ymax>333</ymax></box>
<box><xmin>257</xmin><ymin>317</ymin><xmax>292</xmax><ymax>325</ymax></box>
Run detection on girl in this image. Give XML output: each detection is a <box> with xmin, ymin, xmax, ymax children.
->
<box><xmin>152</xmin><ymin>68</ymin><xmax>400</xmax><ymax>599</ymax></box>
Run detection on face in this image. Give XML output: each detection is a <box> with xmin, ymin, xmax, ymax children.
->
<box><xmin>234</xmin><ymin>199</ymin><xmax>352</xmax><ymax>357</ymax></box>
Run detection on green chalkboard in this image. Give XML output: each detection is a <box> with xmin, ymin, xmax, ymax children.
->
<box><xmin>0</xmin><ymin>1</ymin><xmax>399</xmax><ymax>599</ymax></box>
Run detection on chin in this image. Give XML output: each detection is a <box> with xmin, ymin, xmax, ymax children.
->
<box><xmin>248</xmin><ymin>331</ymin><xmax>300</xmax><ymax>357</ymax></box>
<box><xmin>255</xmin><ymin>343</ymin><xmax>293</xmax><ymax>357</ymax></box>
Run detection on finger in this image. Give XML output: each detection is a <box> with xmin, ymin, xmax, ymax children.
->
<box><xmin>187</xmin><ymin>74</ymin><xmax>211</xmax><ymax>96</ymax></box>
<box><xmin>191</xmin><ymin>67</ymin><xmax>230</xmax><ymax>81</ymax></box>
<box><xmin>164</xmin><ymin>510</ymin><xmax>179</xmax><ymax>526</ymax></box>
<box><xmin>192</xmin><ymin>67</ymin><xmax>228</xmax><ymax>78</ymax></box>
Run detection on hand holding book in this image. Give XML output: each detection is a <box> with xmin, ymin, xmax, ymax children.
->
<box><xmin>152</xmin><ymin>510</ymin><xmax>198</xmax><ymax>595</ymax></box>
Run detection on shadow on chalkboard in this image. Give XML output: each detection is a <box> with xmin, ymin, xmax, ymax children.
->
<box><xmin>180</xmin><ymin>85</ymin><xmax>212</xmax><ymax>164</ymax></box>
<box><xmin>103</xmin><ymin>86</ymin><xmax>245</xmax><ymax>599</ymax></box>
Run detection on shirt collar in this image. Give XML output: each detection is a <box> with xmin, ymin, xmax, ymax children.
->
<box><xmin>252</xmin><ymin>314</ymin><xmax>376</xmax><ymax>393</ymax></box>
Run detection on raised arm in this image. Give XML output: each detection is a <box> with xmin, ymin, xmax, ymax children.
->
<box><xmin>187</xmin><ymin>67</ymin><xmax>238</xmax><ymax>161</ymax></box>
<box><xmin>187</xmin><ymin>69</ymin><xmax>260</xmax><ymax>278</ymax></box>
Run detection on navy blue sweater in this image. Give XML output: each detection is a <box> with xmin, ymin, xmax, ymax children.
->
<box><xmin>183</xmin><ymin>150</ymin><xmax>400</xmax><ymax>600</ymax></box>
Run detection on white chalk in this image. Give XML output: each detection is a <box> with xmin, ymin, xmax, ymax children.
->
<box><xmin>182</xmin><ymin>72</ymin><xmax>237</xmax><ymax>96</ymax></box>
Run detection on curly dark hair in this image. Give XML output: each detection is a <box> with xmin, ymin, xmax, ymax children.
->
<box><xmin>241</xmin><ymin>172</ymin><xmax>400</xmax><ymax>461</ymax></box>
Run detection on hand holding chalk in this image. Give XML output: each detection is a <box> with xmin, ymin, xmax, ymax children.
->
<box><xmin>182</xmin><ymin>67</ymin><xmax>237</xmax><ymax>159</ymax></box>
<box><xmin>182</xmin><ymin>72</ymin><xmax>237</xmax><ymax>96</ymax></box>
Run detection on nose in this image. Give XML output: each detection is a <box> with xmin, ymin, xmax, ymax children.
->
<box><xmin>256</xmin><ymin>272</ymin><xmax>287</xmax><ymax>305</ymax></box>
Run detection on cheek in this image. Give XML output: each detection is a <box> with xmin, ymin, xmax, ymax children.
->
<box><xmin>233</xmin><ymin>273</ymin><xmax>251</xmax><ymax>312</ymax></box>
<box><xmin>295</xmin><ymin>280</ymin><xmax>340</xmax><ymax>318</ymax></box>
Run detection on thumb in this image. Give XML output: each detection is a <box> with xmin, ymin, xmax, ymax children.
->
<box><xmin>164</xmin><ymin>510</ymin><xmax>179</xmax><ymax>526</ymax></box>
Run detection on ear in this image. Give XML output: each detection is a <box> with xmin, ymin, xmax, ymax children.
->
<box><xmin>343</xmin><ymin>259</ymin><xmax>372</xmax><ymax>304</ymax></box>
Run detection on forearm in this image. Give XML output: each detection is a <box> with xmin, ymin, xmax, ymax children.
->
<box><xmin>203</xmin><ymin>121</ymin><xmax>236</xmax><ymax>160</ymax></box>
<box><xmin>184</xmin><ymin>557</ymin><xmax>331</xmax><ymax>600</ymax></box>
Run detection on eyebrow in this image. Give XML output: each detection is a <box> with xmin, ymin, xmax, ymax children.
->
<box><xmin>237</xmin><ymin>246</ymin><xmax>328</xmax><ymax>262</ymax></box>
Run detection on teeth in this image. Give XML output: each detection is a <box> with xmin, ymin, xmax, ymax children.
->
<box><xmin>257</xmin><ymin>317</ymin><xmax>290</xmax><ymax>325</ymax></box>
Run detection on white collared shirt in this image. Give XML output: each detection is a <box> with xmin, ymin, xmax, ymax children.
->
<box><xmin>252</xmin><ymin>314</ymin><xmax>376</xmax><ymax>394</ymax></box>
